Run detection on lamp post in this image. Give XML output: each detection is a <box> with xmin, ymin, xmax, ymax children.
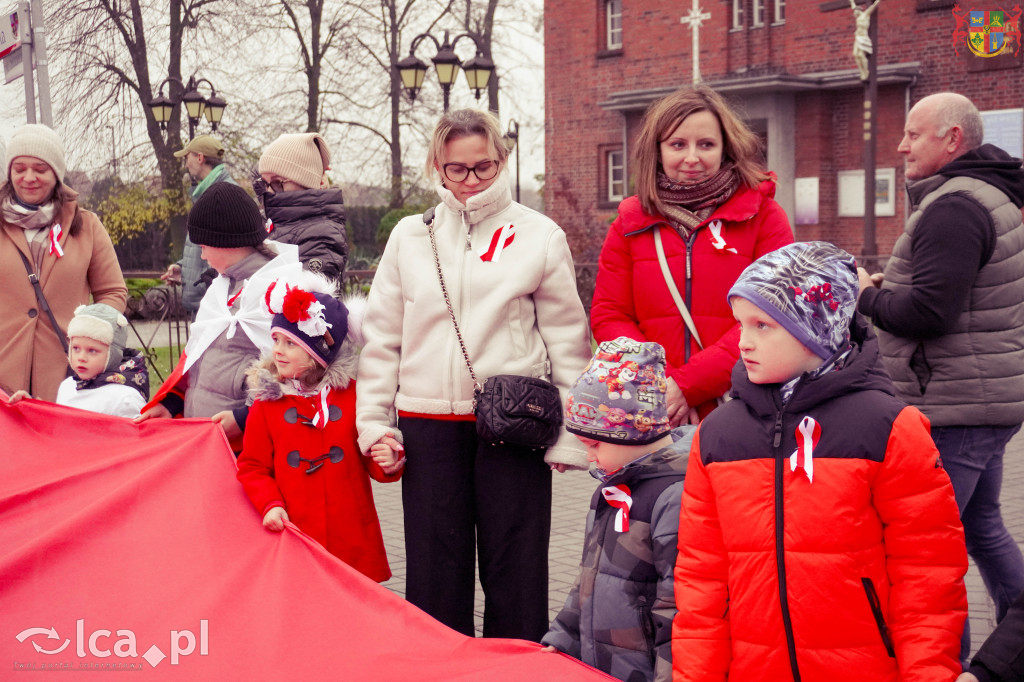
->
<box><xmin>397</xmin><ymin>30</ymin><xmax>495</xmax><ymax>111</ymax></box>
<box><xmin>147</xmin><ymin>75</ymin><xmax>227</xmax><ymax>140</ymax></box>
<box><xmin>503</xmin><ymin>119</ymin><xmax>520</xmax><ymax>203</ymax></box>
<box><xmin>106</xmin><ymin>124</ymin><xmax>118</xmax><ymax>179</ymax></box>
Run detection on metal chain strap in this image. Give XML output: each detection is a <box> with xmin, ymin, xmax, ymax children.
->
<box><xmin>426</xmin><ymin>216</ymin><xmax>483</xmax><ymax>399</ymax></box>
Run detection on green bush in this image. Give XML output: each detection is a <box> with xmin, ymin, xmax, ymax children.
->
<box><xmin>377</xmin><ymin>204</ymin><xmax>430</xmax><ymax>246</ymax></box>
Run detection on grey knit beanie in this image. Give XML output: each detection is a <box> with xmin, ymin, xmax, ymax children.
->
<box><xmin>6</xmin><ymin>124</ymin><xmax>66</xmax><ymax>183</ymax></box>
<box><xmin>728</xmin><ymin>241</ymin><xmax>859</xmax><ymax>360</ymax></box>
<box><xmin>258</xmin><ymin>133</ymin><xmax>331</xmax><ymax>189</ymax></box>
<box><xmin>67</xmin><ymin>303</ymin><xmax>129</xmax><ymax>373</ymax></box>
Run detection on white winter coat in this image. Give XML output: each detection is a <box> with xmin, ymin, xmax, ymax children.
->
<box><xmin>356</xmin><ymin>173</ymin><xmax>592</xmax><ymax>468</ymax></box>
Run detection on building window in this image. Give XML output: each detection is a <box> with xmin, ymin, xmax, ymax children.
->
<box><xmin>732</xmin><ymin>0</ymin><xmax>744</xmax><ymax>29</ymax></box>
<box><xmin>606</xmin><ymin>0</ymin><xmax>622</xmax><ymax>50</ymax></box>
<box><xmin>774</xmin><ymin>0</ymin><xmax>785</xmax><ymax>23</ymax></box>
<box><xmin>753</xmin><ymin>0</ymin><xmax>765</xmax><ymax>26</ymax></box>
<box><xmin>607</xmin><ymin>149</ymin><xmax>625</xmax><ymax>202</ymax></box>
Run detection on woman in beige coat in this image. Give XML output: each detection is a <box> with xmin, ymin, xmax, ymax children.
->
<box><xmin>0</xmin><ymin>124</ymin><xmax>127</xmax><ymax>401</ymax></box>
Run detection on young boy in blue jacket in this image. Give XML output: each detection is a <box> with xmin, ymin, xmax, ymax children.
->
<box><xmin>542</xmin><ymin>337</ymin><xmax>689</xmax><ymax>682</ymax></box>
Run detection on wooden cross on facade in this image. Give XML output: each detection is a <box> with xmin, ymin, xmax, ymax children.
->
<box><xmin>680</xmin><ymin>0</ymin><xmax>712</xmax><ymax>84</ymax></box>
<box><xmin>823</xmin><ymin>0</ymin><xmax>882</xmax><ymax>263</ymax></box>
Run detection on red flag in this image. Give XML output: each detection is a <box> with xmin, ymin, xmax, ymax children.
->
<box><xmin>143</xmin><ymin>352</ymin><xmax>188</xmax><ymax>414</ymax></box>
<box><xmin>0</xmin><ymin>394</ymin><xmax>612</xmax><ymax>680</ymax></box>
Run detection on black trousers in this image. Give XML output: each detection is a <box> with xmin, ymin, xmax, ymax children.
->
<box><xmin>399</xmin><ymin>417</ymin><xmax>552</xmax><ymax>640</ymax></box>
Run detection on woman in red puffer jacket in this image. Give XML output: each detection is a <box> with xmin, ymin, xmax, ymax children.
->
<box><xmin>591</xmin><ymin>86</ymin><xmax>793</xmax><ymax>425</ymax></box>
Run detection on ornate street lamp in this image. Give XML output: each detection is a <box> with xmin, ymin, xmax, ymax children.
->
<box><xmin>148</xmin><ymin>75</ymin><xmax>227</xmax><ymax>139</ymax></box>
<box><xmin>398</xmin><ymin>30</ymin><xmax>495</xmax><ymax>111</ymax></box>
<box><xmin>503</xmin><ymin>119</ymin><xmax>520</xmax><ymax>203</ymax></box>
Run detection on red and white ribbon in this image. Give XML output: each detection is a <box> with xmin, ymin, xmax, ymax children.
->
<box><xmin>707</xmin><ymin>220</ymin><xmax>737</xmax><ymax>254</ymax></box>
<box><xmin>790</xmin><ymin>416</ymin><xmax>821</xmax><ymax>483</ymax></box>
<box><xmin>265</xmin><ymin>218</ymin><xmax>274</xmax><ymax>233</ymax></box>
<box><xmin>479</xmin><ymin>224</ymin><xmax>516</xmax><ymax>262</ymax></box>
<box><xmin>48</xmin><ymin>224</ymin><xmax>64</xmax><ymax>258</ymax></box>
<box><xmin>601</xmin><ymin>484</ymin><xmax>633</xmax><ymax>533</ymax></box>
<box><xmin>309</xmin><ymin>385</ymin><xmax>332</xmax><ymax>430</ymax></box>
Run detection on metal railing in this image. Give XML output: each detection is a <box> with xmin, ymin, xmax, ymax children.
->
<box><xmin>124</xmin><ymin>275</ymin><xmax>190</xmax><ymax>384</ymax></box>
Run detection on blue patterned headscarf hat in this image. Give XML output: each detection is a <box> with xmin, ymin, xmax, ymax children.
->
<box><xmin>564</xmin><ymin>337</ymin><xmax>672</xmax><ymax>445</ymax></box>
<box><xmin>728</xmin><ymin>241</ymin><xmax>859</xmax><ymax>360</ymax></box>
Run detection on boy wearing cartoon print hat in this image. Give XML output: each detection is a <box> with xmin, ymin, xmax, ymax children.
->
<box><xmin>673</xmin><ymin>241</ymin><xmax>968</xmax><ymax>681</ymax></box>
<box><xmin>542</xmin><ymin>336</ymin><xmax>691</xmax><ymax>682</ymax></box>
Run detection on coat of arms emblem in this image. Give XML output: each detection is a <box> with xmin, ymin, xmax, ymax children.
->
<box><xmin>952</xmin><ymin>6</ymin><xmax>1023</xmax><ymax>57</ymax></box>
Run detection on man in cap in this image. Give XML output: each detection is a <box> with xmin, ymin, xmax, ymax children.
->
<box><xmin>160</xmin><ymin>135</ymin><xmax>241</xmax><ymax>317</ymax></box>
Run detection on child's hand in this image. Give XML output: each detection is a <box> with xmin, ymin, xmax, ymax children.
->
<box><xmin>6</xmin><ymin>390</ymin><xmax>32</xmax><ymax>404</ymax></box>
<box><xmin>134</xmin><ymin>403</ymin><xmax>172</xmax><ymax>423</ymax></box>
<box><xmin>262</xmin><ymin>506</ymin><xmax>289</xmax><ymax>532</ymax></box>
<box><xmin>371</xmin><ymin>436</ymin><xmax>405</xmax><ymax>474</ymax></box>
<box><xmin>540</xmin><ymin>645</ymin><xmax>557</xmax><ymax>653</ymax></box>
<box><xmin>212</xmin><ymin>410</ymin><xmax>242</xmax><ymax>440</ymax></box>
<box><xmin>379</xmin><ymin>457</ymin><xmax>405</xmax><ymax>475</ymax></box>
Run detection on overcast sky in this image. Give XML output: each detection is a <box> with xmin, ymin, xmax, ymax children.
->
<box><xmin>1</xmin><ymin>0</ymin><xmax>547</xmax><ymax>195</ymax></box>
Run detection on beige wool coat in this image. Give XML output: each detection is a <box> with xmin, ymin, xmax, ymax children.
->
<box><xmin>0</xmin><ymin>193</ymin><xmax>127</xmax><ymax>401</ymax></box>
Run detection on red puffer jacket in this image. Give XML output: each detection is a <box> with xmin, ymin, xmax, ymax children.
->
<box><xmin>591</xmin><ymin>180</ymin><xmax>793</xmax><ymax>414</ymax></box>
<box><xmin>672</xmin><ymin>319</ymin><xmax>967</xmax><ymax>682</ymax></box>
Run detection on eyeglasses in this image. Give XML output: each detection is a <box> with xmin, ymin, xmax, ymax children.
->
<box><xmin>250</xmin><ymin>171</ymin><xmax>287</xmax><ymax>198</ymax></box>
<box><xmin>442</xmin><ymin>160</ymin><xmax>498</xmax><ymax>183</ymax></box>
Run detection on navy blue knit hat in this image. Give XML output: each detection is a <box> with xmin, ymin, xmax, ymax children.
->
<box><xmin>728</xmin><ymin>241</ymin><xmax>859</xmax><ymax>360</ymax></box>
<box><xmin>564</xmin><ymin>337</ymin><xmax>672</xmax><ymax>445</ymax></box>
<box><xmin>265</xmin><ymin>282</ymin><xmax>348</xmax><ymax>367</ymax></box>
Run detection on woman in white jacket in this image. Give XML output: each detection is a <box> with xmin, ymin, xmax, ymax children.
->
<box><xmin>357</xmin><ymin>109</ymin><xmax>591</xmax><ymax>640</ymax></box>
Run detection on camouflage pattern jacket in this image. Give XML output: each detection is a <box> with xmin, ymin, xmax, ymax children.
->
<box><xmin>542</xmin><ymin>430</ymin><xmax>690</xmax><ymax>682</ymax></box>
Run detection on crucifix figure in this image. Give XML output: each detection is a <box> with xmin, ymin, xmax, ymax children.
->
<box><xmin>680</xmin><ymin>0</ymin><xmax>711</xmax><ymax>85</ymax></box>
<box><xmin>851</xmin><ymin>0</ymin><xmax>882</xmax><ymax>81</ymax></box>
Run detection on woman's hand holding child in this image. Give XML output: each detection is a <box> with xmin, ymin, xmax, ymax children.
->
<box><xmin>371</xmin><ymin>435</ymin><xmax>405</xmax><ymax>475</ymax></box>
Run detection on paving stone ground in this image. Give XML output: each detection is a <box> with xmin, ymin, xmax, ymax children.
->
<box><xmin>372</xmin><ymin>428</ymin><xmax>1024</xmax><ymax>655</ymax></box>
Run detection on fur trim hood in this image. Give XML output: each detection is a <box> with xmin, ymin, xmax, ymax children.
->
<box><xmin>246</xmin><ymin>336</ymin><xmax>359</xmax><ymax>403</ymax></box>
<box><xmin>246</xmin><ymin>291</ymin><xmax>366</xmax><ymax>403</ymax></box>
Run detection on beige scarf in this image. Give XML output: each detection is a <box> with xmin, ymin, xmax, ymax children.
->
<box><xmin>2</xmin><ymin>196</ymin><xmax>57</xmax><ymax>230</ymax></box>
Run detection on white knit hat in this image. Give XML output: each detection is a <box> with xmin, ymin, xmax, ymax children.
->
<box><xmin>6</xmin><ymin>124</ymin><xmax>66</xmax><ymax>183</ymax></box>
<box><xmin>258</xmin><ymin>133</ymin><xmax>331</xmax><ymax>189</ymax></box>
<box><xmin>67</xmin><ymin>304</ymin><xmax>129</xmax><ymax>373</ymax></box>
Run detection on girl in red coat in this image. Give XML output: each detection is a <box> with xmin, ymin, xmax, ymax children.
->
<box><xmin>237</xmin><ymin>273</ymin><xmax>403</xmax><ymax>582</ymax></box>
<box><xmin>591</xmin><ymin>86</ymin><xmax>793</xmax><ymax>427</ymax></box>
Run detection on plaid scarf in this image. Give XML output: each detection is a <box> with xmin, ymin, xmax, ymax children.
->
<box><xmin>656</xmin><ymin>166</ymin><xmax>740</xmax><ymax>236</ymax></box>
<box><xmin>1</xmin><ymin>196</ymin><xmax>57</xmax><ymax>230</ymax></box>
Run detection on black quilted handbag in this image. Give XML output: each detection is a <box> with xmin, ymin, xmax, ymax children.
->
<box><xmin>474</xmin><ymin>375</ymin><xmax>563</xmax><ymax>448</ymax></box>
<box><xmin>425</xmin><ymin>208</ymin><xmax>563</xmax><ymax>450</ymax></box>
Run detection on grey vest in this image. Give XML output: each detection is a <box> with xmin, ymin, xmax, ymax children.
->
<box><xmin>877</xmin><ymin>174</ymin><xmax>1024</xmax><ymax>426</ymax></box>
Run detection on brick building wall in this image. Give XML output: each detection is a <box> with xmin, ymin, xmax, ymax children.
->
<box><xmin>545</xmin><ymin>0</ymin><xmax>1024</xmax><ymax>263</ymax></box>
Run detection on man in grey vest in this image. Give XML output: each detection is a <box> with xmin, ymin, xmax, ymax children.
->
<box><xmin>857</xmin><ymin>92</ymin><xmax>1024</xmax><ymax>664</ymax></box>
<box><xmin>160</xmin><ymin>135</ymin><xmax>239</xmax><ymax>318</ymax></box>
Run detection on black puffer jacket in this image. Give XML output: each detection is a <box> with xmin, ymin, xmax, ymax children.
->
<box><xmin>263</xmin><ymin>187</ymin><xmax>348</xmax><ymax>280</ymax></box>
